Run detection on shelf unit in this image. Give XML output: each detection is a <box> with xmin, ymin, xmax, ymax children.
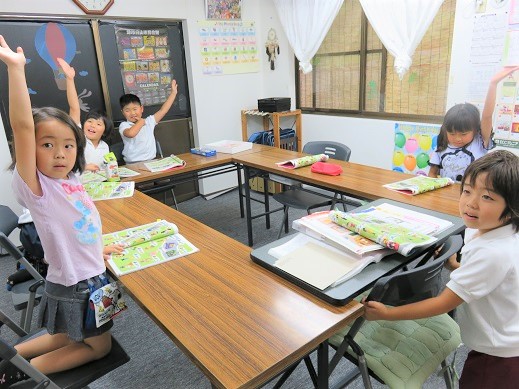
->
<box><xmin>241</xmin><ymin>109</ymin><xmax>302</xmax><ymax>151</ymax></box>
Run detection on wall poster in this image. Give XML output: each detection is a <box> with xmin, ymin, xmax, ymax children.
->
<box><xmin>198</xmin><ymin>20</ymin><xmax>259</xmax><ymax>75</ymax></box>
<box><xmin>115</xmin><ymin>26</ymin><xmax>173</xmax><ymax>106</ymax></box>
<box><xmin>392</xmin><ymin>122</ymin><xmax>441</xmax><ymax>175</ymax></box>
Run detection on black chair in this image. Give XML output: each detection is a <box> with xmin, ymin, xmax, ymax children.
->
<box><xmin>272</xmin><ymin>141</ymin><xmax>364</xmax><ymax>238</ymax></box>
<box><xmin>325</xmin><ymin>235</ymin><xmax>463</xmax><ymax>389</ymax></box>
<box><xmin>0</xmin><ymin>205</ymin><xmax>45</xmax><ymax>332</ymax></box>
<box><xmin>108</xmin><ymin>141</ymin><xmax>125</xmax><ymax>167</ymax></box>
<box><xmin>0</xmin><ymin>306</ymin><xmax>130</xmax><ymax>389</ymax></box>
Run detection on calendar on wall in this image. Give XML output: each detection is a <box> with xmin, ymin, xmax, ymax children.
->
<box><xmin>198</xmin><ymin>20</ymin><xmax>259</xmax><ymax>75</ymax></box>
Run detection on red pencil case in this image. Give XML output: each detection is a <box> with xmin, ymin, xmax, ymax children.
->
<box><xmin>311</xmin><ymin>162</ymin><xmax>343</xmax><ymax>176</ymax></box>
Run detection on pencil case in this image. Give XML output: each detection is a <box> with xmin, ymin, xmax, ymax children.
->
<box><xmin>190</xmin><ymin>147</ymin><xmax>217</xmax><ymax>157</ymax></box>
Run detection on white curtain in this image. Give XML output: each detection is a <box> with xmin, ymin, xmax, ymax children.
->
<box><xmin>359</xmin><ymin>0</ymin><xmax>444</xmax><ymax>79</ymax></box>
<box><xmin>273</xmin><ymin>0</ymin><xmax>343</xmax><ymax>74</ymax></box>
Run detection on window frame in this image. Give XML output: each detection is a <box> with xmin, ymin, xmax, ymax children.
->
<box><xmin>295</xmin><ymin>9</ymin><xmax>448</xmax><ymax>124</ymax></box>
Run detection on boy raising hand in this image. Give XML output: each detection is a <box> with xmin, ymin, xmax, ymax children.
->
<box><xmin>119</xmin><ymin>80</ymin><xmax>178</xmax><ymax>163</ymax></box>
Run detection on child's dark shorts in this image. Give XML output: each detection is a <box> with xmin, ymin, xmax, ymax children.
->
<box><xmin>460</xmin><ymin>350</ymin><xmax>519</xmax><ymax>389</ymax></box>
<box><xmin>38</xmin><ymin>274</ymin><xmax>113</xmax><ymax>342</ymax></box>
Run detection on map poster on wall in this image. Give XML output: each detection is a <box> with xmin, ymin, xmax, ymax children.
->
<box><xmin>198</xmin><ymin>20</ymin><xmax>259</xmax><ymax>75</ymax></box>
<box><xmin>115</xmin><ymin>26</ymin><xmax>173</xmax><ymax>106</ymax></box>
<box><xmin>392</xmin><ymin>122</ymin><xmax>441</xmax><ymax>175</ymax></box>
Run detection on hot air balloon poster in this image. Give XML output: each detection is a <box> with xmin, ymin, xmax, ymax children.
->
<box><xmin>392</xmin><ymin>122</ymin><xmax>440</xmax><ymax>175</ymax></box>
<box><xmin>0</xmin><ymin>20</ymin><xmax>105</xmax><ymax>140</ymax></box>
<box><xmin>115</xmin><ymin>26</ymin><xmax>173</xmax><ymax>106</ymax></box>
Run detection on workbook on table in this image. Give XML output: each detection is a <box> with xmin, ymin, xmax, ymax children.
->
<box><xmin>103</xmin><ymin>220</ymin><xmax>199</xmax><ymax>276</ymax></box>
<box><xmin>80</xmin><ymin>167</ymin><xmax>139</xmax><ymax>184</ymax></box>
<box><xmin>143</xmin><ymin>155</ymin><xmax>186</xmax><ymax>172</ymax></box>
<box><xmin>383</xmin><ymin>175</ymin><xmax>454</xmax><ymax>195</ymax></box>
<box><xmin>330</xmin><ymin>203</ymin><xmax>453</xmax><ymax>256</ymax></box>
<box><xmin>276</xmin><ymin>153</ymin><xmax>329</xmax><ymax>169</ymax></box>
<box><xmin>84</xmin><ymin>181</ymin><xmax>135</xmax><ymax>201</ymax></box>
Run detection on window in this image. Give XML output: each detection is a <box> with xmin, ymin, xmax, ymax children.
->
<box><xmin>297</xmin><ymin>0</ymin><xmax>456</xmax><ymax>122</ymax></box>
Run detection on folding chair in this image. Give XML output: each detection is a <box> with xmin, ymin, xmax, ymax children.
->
<box><xmin>0</xmin><ymin>205</ymin><xmax>45</xmax><ymax>332</ymax></box>
<box><xmin>0</xmin><ymin>307</ymin><xmax>130</xmax><ymax>389</ymax></box>
<box><xmin>326</xmin><ymin>235</ymin><xmax>463</xmax><ymax>389</ymax></box>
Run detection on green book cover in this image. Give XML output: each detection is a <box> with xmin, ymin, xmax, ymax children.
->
<box><xmin>383</xmin><ymin>176</ymin><xmax>453</xmax><ymax>195</ymax></box>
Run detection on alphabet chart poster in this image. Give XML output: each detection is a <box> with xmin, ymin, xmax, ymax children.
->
<box><xmin>198</xmin><ymin>20</ymin><xmax>259</xmax><ymax>75</ymax></box>
<box><xmin>392</xmin><ymin>122</ymin><xmax>440</xmax><ymax>175</ymax></box>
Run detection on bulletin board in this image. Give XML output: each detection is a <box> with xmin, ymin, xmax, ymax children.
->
<box><xmin>98</xmin><ymin>20</ymin><xmax>190</xmax><ymax>125</ymax></box>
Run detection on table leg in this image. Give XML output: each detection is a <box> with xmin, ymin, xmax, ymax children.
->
<box><xmin>317</xmin><ymin>340</ymin><xmax>329</xmax><ymax>389</ymax></box>
<box><xmin>236</xmin><ymin>164</ymin><xmax>244</xmax><ymax>218</ymax></box>
<box><xmin>244</xmin><ymin>165</ymin><xmax>253</xmax><ymax>246</ymax></box>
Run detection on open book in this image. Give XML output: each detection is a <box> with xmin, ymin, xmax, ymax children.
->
<box><xmin>330</xmin><ymin>203</ymin><xmax>453</xmax><ymax>256</ymax></box>
<box><xmin>143</xmin><ymin>155</ymin><xmax>186</xmax><ymax>172</ymax></box>
<box><xmin>80</xmin><ymin>167</ymin><xmax>140</xmax><ymax>184</ymax></box>
<box><xmin>103</xmin><ymin>220</ymin><xmax>199</xmax><ymax>276</ymax></box>
<box><xmin>276</xmin><ymin>154</ymin><xmax>329</xmax><ymax>169</ymax></box>
<box><xmin>383</xmin><ymin>175</ymin><xmax>454</xmax><ymax>195</ymax></box>
<box><xmin>85</xmin><ymin>181</ymin><xmax>135</xmax><ymax>201</ymax></box>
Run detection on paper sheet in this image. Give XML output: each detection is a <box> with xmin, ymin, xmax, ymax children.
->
<box><xmin>271</xmin><ymin>235</ymin><xmax>363</xmax><ymax>290</ymax></box>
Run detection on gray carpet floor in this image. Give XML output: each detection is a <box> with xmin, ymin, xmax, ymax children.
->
<box><xmin>0</xmin><ymin>188</ymin><xmax>467</xmax><ymax>388</ymax></box>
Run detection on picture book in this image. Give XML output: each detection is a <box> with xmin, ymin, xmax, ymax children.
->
<box><xmin>268</xmin><ymin>233</ymin><xmax>385</xmax><ymax>290</ymax></box>
<box><xmin>80</xmin><ymin>167</ymin><xmax>139</xmax><ymax>184</ymax></box>
<box><xmin>383</xmin><ymin>175</ymin><xmax>454</xmax><ymax>195</ymax></box>
<box><xmin>329</xmin><ymin>203</ymin><xmax>453</xmax><ymax>256</ymax></box>
<box><xmin>103</xmin><ymin>220</ymin><xmax>199</xmax><ymax>276</ymax></box>
<box><xmin>204</xmin><ymin>140</ymin><xmax>253</xmax><ymax>154</ymax></box>
<box><xmin>276</xmin><ymin>153</ymin><xmax>329</xmax><ymax>169</ymax></box>
<box><xmin>143</xmin><ymin>155</ymin><xmax>186</xmax><ymax>172</ymax></box>
<box><xmin>292</xmin><ymin>211</ymin><xmax>387</xmax><ymax>255</ymax></box>
<box><xmin>80</xmin><ymin>171</ymin><xmax>107</xmax><ymax>184</ymax></box>
<box><xmin>118</xmin><ymin>166</ymin><xmax>140</xmax><ymax>178</ymax></box>
<box><xmin>84</xmin><ymin>181</ymin><xmax>135</xmax><ymax>201</ymax></box>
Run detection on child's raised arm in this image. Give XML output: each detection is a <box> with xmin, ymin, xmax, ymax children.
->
<box><xmin>153</xmin><ymin>80</ymin><xmax>178</xmax><ymax>123</ymax></box>
<box><xmin>57</xmin><ymin>57</ymin><xmax>80</xmax><ymax>125</ymax></box>
<box><xmin>0</xmin><ymin>36</ymin><xmax>39</xmax><ymax>192</ymax></box>
<box><xmin>481</xmin><ymin>66</ymin><xmax>519</xmax><ymax>147</ymax></box>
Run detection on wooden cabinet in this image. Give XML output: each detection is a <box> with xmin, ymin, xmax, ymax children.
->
<box><xmin>241</xmin><ymin>109</ymin><xmax>302</xmax><ymax>151</ymax></box>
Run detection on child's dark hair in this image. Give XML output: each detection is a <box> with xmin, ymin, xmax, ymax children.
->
<box><xmin>461</xmin><ymin>150</ymin><xmax>519</xmax><ymax>232</ymax></box>
<box><xmin>83</xmin><ymin>110</ymin><xmax>114</xmax><ymax>141</ymax></box>
<box><xmin>437</xmin><ymin>103</ymin><xmax>481</xmax><ymax>152</ymax></box>
<box><xmin>8</xmin><ymin>107</ymin><xmax>86</xmax><ymax>173</ymax></box>
<box><xmin>119</xmin><ymin>93</ymin><xmax>141</xmax><ymax>109</ymax></box>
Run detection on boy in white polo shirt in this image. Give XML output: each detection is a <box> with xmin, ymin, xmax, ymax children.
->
<box><xmin>363</xmin><ymin>150</ymin><xmax>519</xmax><ymax>388</ymax></box>
<box><xmin>118</xmin><ymin>80</ymin><xmax>177</xmax><ymax>163</ymax></box>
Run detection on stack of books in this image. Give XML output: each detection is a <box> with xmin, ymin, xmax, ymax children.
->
<box><xmin>268</xmin><ymin>203</ymin><xmax>453</xmax><ymax>290</ymax></box>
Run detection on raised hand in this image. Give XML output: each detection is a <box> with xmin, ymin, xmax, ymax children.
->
<box><xmin>491</xmin><ymin>66</ymin><xmax>519</xmax><ymax>84</ymax></box>
<box><xmin>57</xmin><ymin>57</ymin><xmax>75</xmax><ymax>79</ymax></box>
<box><xmin>0</xmin><ymin>35</ymin><xmax>26</xmax><ymax>68</ymax></box>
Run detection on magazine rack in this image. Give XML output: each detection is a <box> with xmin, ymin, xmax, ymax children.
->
<box><xmin>250</xmin><ymin>199</ymin><xmax>465</xmax><ymax>306</ymax></box>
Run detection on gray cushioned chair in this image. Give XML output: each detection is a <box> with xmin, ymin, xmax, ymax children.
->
<box><xmin>327</xmin><ymin>235</ymin><xmax>463</xmax><ymax>389</ymax></box>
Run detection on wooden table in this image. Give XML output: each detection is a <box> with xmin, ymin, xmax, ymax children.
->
<box><xmin>97</xmin><ymin>191</ymin><xmax>363</xmax><ymax>389</ymax></box>
<box><xmin>233</xmin><ymin>148</ymin><xmax>462</xmax><ymax>246</ymax></box>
